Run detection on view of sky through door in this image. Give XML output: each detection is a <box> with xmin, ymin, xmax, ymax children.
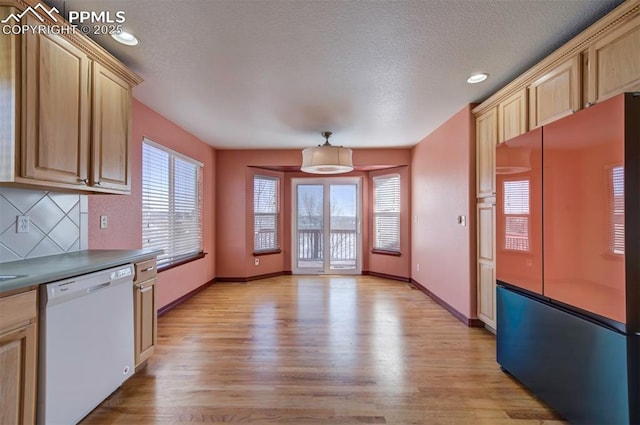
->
<box><xmin>329</xmin><ymin>185</ymin><xmax>357</xmax><ymax>270</ymax></box>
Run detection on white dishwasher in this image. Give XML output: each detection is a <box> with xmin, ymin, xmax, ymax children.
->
<box><xmin>39</xmin><ymin>264</ymin><xmax>135</xmax><ymax>425</ymax></box>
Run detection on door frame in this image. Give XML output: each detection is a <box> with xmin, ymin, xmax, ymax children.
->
<box><xmin>291</xmin><ymin>177</ymin><xmax>362</xmax><ymax>275</ymax></box>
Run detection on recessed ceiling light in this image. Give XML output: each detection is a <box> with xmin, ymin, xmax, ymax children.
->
<box><xmin>467</xmin><ymin>73</ymin><xmax>489</xmax><ymax>84</ymax></box>
<box><xmin>111</xmin><ymin>31</ymin><xmax>139</xmax><ymax>46</ymax></box>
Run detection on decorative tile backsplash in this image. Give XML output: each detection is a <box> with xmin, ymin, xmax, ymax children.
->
<box><xmin>0</xmin><ymin>187</ymin><xmax>88</xmax><ymax>263</ymax></box>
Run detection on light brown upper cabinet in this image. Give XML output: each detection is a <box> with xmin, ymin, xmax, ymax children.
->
<box><xmin>586</xmin><ymin>13</ymin><xmax>640</xmax><ymax>106</ymax></box>
<box><xmin>498</xmin><ymin>88</ymin><xmax>528</xmax><ymax>143</ymax></box>
<box><xmin>22</xmin><ymin>16</ymin><xmax>91</xmax><ymax>187</ymax></box>
<box><xmin>0</xmin><ymin>3</ymin><xmax>141</xmax><ymax>194</ymax></box>
<box><xmin>476</xmin><ymin>107</ymin><xmax>498</xmax><ymax>199</ymax></box>
<box><xmin>92</xmin><ymin>63</ymin><xmax>132</xmax><ymax>192</ymax></box>
<box><xmin>528</xmin><ymin>55</ymin><xmax>581</xmax><ymax>129</ymax></box>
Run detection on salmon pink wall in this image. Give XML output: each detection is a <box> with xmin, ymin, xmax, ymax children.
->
<box><xmin>411</xmin><ymin>105</ymin><xmax>477</xmax><ymax>321</ymax></box>
<box><xmin>89</xmin><ymin>99</ymin><xmax>216</xmax><ymax>308</ymax></box>
<box><xmin>216</xmin><ymin>149</ymin><xmax>411</xmax><ymax>279</ymax></box>
<box><xmin>216</xmin><ymin>150</ymin><xmax>300</xmax><ymax>279</ymax></box>
<box><xmin>246</xmin><ymin>167</ymin><xmax>285</xmax><ymax>276</ymax></box>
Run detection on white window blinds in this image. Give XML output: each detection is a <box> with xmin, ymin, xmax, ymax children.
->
<box><xmin>503</xmin><ymin>180</ymin><xmax>530</xmax><ymax>252</ymax></box>
<box><xmin>254</xmin><ymin>175</ymin><xmax>280</xmax><ymax>252</ymax></box>
<box><xmin>610</xmin><ymin>165</ymin><xmax>624</xmax><ymax>255</ymax></box>
<box><xmin>142</xmin><ymin>140</ymin><xmax>203</xmax><ymax>268</ymax></box>
<box><xmin>373</xmin><ymin>174</ymin><xmax>400</xmax><ymax>252</ymax></box>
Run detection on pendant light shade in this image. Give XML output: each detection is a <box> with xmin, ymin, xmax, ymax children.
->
<box><xmin>301</xmin><ymin>132</ymin><xmax>353</xmax><ymax>174</ymax></box>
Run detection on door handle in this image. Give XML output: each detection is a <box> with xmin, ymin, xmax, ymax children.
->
<box><xmin>86</xmin><ymin>282</ymin><xmax>110</xmax><ymax>294</ymax></box>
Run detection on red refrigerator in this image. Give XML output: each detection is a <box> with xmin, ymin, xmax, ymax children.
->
<box><xmin>496</xmin><ymin>93</ymin><xmax>640</xmax><ymax>424</ymax></box>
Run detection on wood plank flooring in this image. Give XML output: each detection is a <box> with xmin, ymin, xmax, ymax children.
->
<box><xmin>82</xmin><ymin>275</ymin><xmax>563</xmax><ymax>424</ymax></box>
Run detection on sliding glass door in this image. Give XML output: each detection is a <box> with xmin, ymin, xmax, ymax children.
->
<box><xmin>293</xmin><ymin>178</ymin><xmax>361</xmax><ymax>274</ymax></box>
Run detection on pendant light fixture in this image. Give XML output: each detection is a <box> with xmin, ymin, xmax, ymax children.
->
<box><xmin>301</xmin><ymin>131</ymin><xmax>354</xmax><ymax>174</ymax></box>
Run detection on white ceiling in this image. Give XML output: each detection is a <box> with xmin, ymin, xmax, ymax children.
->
<box><xmin>49</xmin><ymin>0</ymin><xmax>623</xmax><ymax>150</ymax></box>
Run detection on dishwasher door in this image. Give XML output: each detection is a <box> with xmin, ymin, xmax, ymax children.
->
<box><xmin>39</xmin><ymin>264</ymin><xmax>135</xmax><ymax>425</ymax></box>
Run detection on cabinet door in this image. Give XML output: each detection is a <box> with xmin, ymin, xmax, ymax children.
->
<box><xmin>92</xmin><ymin>63</ymin><xmax>131</xmax><ymax>192</ymax></box>
<box><xmin>0</xmin><ymin>325</ymin><xmax>37</xmax><ymax>425</ymax></box>
<box><xmin>543</xmin><ymin>94</ymin><xmax>626</xmax><ymax>324</ymax></box>
<box><xmin>22</xmin><ymin>16</ymin><xmax>90</xmax><ymax>186</ymax></box>
<box><xmin>476</xmin><ymin>107</ymin><xmax>498</xmax><ymax>198</ymax></box>
<box><xmin>134</xmin><ymin>278</ymin><xmax>157</xmax><ymax>366</ymax></box>
<box><xmin>587</xmin><ymin>13</ymin><xmax>640</xmax><ymax>105</ymax></box>
<box><xmin>529</xmin><ymin>56</ymin><xmax>581</xmax><ymax>128</ymax></box>
<box><xmin>0</xmin><ymin>289</ymin><xmax>37</xmax><ymax>425</ymax></box>
<box><xmin>498</xmin><ymin>89</ymin><xmax>528</xmax><ymax>143</ymax></box>
<box><xmin>477</xmin><ymin>201</ymin><xmax>496</xmax><ymax>329</ymax></box>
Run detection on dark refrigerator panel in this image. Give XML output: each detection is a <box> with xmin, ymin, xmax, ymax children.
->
<box><xmin>496</xmin><ymin>127</ymin><xmax>543</xmax><ymax>295</ymax></box>
<box><xmin>497</xmin><ymin>286</ymin><xmax>637</xmax><ymax>425</ymax></box>
<box><xmin>543</xmin><ymin>95</ymin><xmax>627</xmax><ymax>324</ymax></box>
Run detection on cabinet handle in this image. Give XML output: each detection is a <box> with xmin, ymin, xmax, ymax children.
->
<box><xmin>141</xmin><ymin>266</ymin><xmax>155</xmax><ymax>272</ymax></box>
<box><xmin>94</xmin><ymin>181</ymin><xmax>102</xmax><ymax>186</ymax></box>
<box><xmin>585</xmin><ymin>102</ymin><xmax>593</xmax><ymax>108</ymax></box>
<box><xmin>139</xmin><ymin>286</ymin><xmax>153</xmax><ymax>293</ymax></box>
<box><xmin>78</xmin><ymin>178</ymin><xmax>88</xmax><ymax>184</ymax></box>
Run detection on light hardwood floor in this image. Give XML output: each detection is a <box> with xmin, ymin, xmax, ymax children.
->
<box><xmin>82</xmin><ymin>275</ymin><xmax>563</xmax><ymax>424</ymax></box>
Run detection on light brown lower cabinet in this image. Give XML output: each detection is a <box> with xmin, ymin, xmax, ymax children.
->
<box><xmin>477</xmin><ymin>201</ymin><xmax>496</xmax><ymax>330</ymax></box>
<box><xmin>134</xmin><ymin>259</ymin><xmax>158</xmax><ymax>367</ymax></box>
<box><xmin>0</xmin><ymin>290</ymin><xmax>37</xmax><ymax>425</ymax></box>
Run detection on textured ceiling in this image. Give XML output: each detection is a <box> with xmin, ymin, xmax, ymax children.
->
<box><xmin>49</xmin><ymin>0</ymin><xmax>624</xmax><ymax>150</ymax></box>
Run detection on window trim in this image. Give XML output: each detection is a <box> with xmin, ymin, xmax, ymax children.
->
<box><xmin>144</xmin><ymin>138</ymin><xmax>204</xmax><ymax>168</ymax></box>
<box><xmin>371</xmin><ymin>249</ymin><xmax>402</xmax><ymax>257</ymax></box>
<box><xmin>372</xmin><ymin>173</ymin><xmax>401</xmax><ymax>253</ymax></box>
<box><xmin>142</xmin><ymin>138</ymin><xmax>203</xmax><ymax>269</ymax></box>
<box><xmin>253</xmin><ymin>174</ymin><xmax>281</xmax><ymax>254</ymax></box>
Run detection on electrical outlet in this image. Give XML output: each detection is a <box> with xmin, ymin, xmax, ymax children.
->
<box><xmin>16</xmin><ymin>215</ymin><xmax>30</xmax><ymax>233</ymax></box>
<box><xmin>254</xmin><ymin>258</ymin><xmax>260</xmax><ymax>266</ymax></box>
<box><xmin>100</xmin><ymin>215</ymin><xmax>108</xmax><ymax>229</ymax></box>
<box><xmin>416</xmin><ymin>263</ymin><xmax>420</xmax><ymax>272</ymax></box>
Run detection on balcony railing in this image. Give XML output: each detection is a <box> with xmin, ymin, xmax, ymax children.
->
<box><xmin>298</xmin><ymin>229</ymin><xmax>356</xmax><ymax>261</ymax></box>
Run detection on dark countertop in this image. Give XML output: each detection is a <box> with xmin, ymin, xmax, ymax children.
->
<box><xmin>0</xmin><ymin>249</ymin><xmax>163</xmax><ymax>295</ymax></box>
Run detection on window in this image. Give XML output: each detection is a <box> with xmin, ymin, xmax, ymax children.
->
<box><xmin>142</xmin><ymin>139</ymin><xmax>203</xmax><ymax>268</ymax></box>
<box><xmin>610</xmin><ymin>165</ymin><xmax>624</xmax><ymax>255</ymax></box>
<box><xmin>373</xmin><ymin>174</ymin><xmax>400</xmax><ymax>252</ymax></box>
<box><xmin>503</xmin><ymin>179</ymin><xmax>530</xmax><ymax>252</ymax></box>
<box><xmin>254</xmin><ymin>175</ymin><xmax>280</xmax><ymax>253</ymax></box>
